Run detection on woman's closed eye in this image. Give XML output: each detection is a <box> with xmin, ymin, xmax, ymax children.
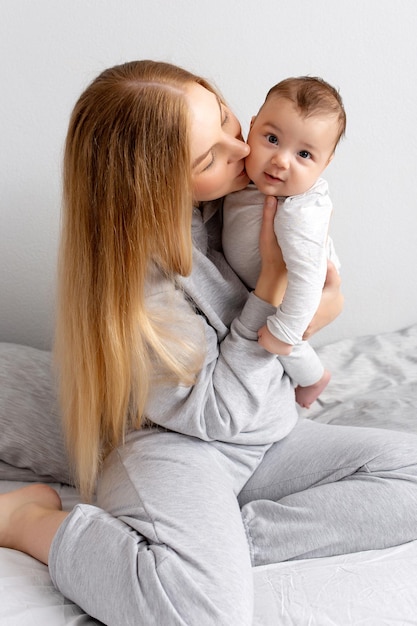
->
<box><xmin>197</xmin><ymin>106</ymin><xmax>230</xmax><ymax>172</ymax></box>
<box><xmin>201</xmin><ymin>152</ymin><xmax>215</xmax><ymax>171</ymax></box>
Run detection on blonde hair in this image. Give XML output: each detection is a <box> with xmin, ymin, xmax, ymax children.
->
<box><xmin>265</xmin><ymin>76</ymin><xmax>346</xmax><ymax>150</ymax></box>
<box><xmin>55</xmin><ymin>60</ymin><xmax>216</xmax><ymax>500</ymax></box>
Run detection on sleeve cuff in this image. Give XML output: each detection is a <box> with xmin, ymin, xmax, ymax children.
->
<box><xmin>239</xmin><ymin>292</ymin><xmax>277</xmax><ymax>334</ymax></box>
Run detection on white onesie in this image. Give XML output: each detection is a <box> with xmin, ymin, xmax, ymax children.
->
<box><xmin>222</xmin><ymin>178</ymin><xmax>339</xmax><ymax>387</ymax></box>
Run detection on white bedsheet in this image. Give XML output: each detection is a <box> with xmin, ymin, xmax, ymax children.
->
<box><xmin>253</xmin><ymin>542</ymin><xmax>417</xmax><ymax>625</ymax></box>
<box><xmin>1</xmin><ymin>325</ymin><xmax>417</xmax><ymax>625</ymax></box>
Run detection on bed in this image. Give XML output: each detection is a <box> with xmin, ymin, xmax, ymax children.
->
<box><xmin>1</xmin><ymin>325</ymin><xmax>417</xmax><ymax>625</ymax></box>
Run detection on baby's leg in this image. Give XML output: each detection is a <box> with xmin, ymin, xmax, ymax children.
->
<box><xmin>280</xmin><ymin>341</ymin><xmax>330</xmax><ymax>408</ymax></box>
<box><xmin>295</xmin><ymin>369</ymin><xmax>331</xmax><ymax>409</ymax></box>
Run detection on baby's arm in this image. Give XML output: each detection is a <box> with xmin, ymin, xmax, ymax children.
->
<box><xmin>267</xmin><ymin>187</ymin><xmax>333</xmax><ymax>346</ymax></box>
<box><xmin>259</xmin><ymin>259</ymin><xmax>342</xmax><ymax>356</ymax></box>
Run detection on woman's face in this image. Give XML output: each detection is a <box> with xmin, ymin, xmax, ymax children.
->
<box><xmin>186</xmin><ymin>82</ymin><xmax>250</xmax><ymax>202</ymax></box>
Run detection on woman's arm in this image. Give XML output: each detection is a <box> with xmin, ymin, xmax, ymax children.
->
<box><xmin>253</xmin><ymin>196</ymin><xmax>287</xmax><ymax>307</ymax></box>
<box><xmin>144</xmin><ymin>196</ymin><xmax>296</xmax><ymax>444</ymax></box>
<box><xmin>144</xmin><ymin>198</ymin><xmax>341</xmax><ymax>444</ymax></box>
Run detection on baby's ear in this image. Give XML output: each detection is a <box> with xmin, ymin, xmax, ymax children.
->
<box><xmin>249</xmin><ymin>115</ymin><xmax>257</xmax><ymax>129</ymax></box>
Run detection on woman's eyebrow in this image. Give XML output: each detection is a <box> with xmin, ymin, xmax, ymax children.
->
<box><xmin>191</xmin><ymin>95</ymin><xmax>223</xmax><ymax>169</ymax></box>
<box><xmin>215</xmin><ymin>95</ymin><xmax>223</xmax><ymax>115</ymax></box>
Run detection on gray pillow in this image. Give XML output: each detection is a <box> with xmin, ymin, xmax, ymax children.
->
<box><xmin>0</xmin><ymin>343</ymin><xmax>71</xmax><ymax>484</ymax></box>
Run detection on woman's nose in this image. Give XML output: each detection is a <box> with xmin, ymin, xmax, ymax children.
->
<box><xmin>228</xmin><ymin>138</ymin><xmax>250</xmax><ymax>162</ymax></box>
<box><xmin>236</xmin><ymin>139</ymin><xmax>250</xmax><ymax>160</ymax></box>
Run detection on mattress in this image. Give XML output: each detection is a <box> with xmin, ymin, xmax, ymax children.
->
<box><xmin>1</xmin><ymin>325</ymin><xmax>417</xmax><ymax>625</ymax></box>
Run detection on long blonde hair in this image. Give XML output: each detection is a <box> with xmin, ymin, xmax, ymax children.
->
<box><xmin>56</xmin><ymin>60</ymin><xmax>215</xmax><ymax>499</ymax></box>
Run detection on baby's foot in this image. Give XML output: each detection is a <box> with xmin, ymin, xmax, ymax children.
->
<box><xmin>295</xmin><ymin>369</ymin><xmax>331</xmax><ymax>409</ymax></box>
<box><xmin>0</xmin><ymin>484</ymin><xmax>62</xmax><ymax>550</ymax></box>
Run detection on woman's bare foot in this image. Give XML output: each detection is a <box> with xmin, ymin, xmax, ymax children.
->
<box><xmin>0</xmin><ymin>484</ymin><xmax>63</xmax><ymax>555</ymax></box>
<box><xmin>295</xmin><ymin>369</ymin><xmax>331</xmax><ymax>409</ymax></box>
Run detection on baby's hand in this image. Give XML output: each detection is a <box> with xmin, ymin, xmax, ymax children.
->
<box><xmin>257</xmin><ymin>325</ymin><xmax>293</xmax><ymax>356</ymax></box>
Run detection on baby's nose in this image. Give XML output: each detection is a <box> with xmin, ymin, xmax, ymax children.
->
<box><xmin>272</xmin><ymin>150</ymin><xmax>290</xmax><ymax>169</ymax></box>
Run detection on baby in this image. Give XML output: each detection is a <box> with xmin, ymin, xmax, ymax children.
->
<box><xmin>222</xmin><ymin>76</ymin><xmax>346</xmax><ymax>408</ymax></box>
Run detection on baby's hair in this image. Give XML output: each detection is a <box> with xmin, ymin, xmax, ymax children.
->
<box><xmin>265</xmin><ymin>76</ymin><xmax>346</xmax><ymax>149</ymax></box>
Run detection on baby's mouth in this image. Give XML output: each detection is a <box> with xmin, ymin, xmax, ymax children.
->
<box><xmin>265</xmin><ymin>172</ymin><xmax>284</xmax><ymax>183</ymax></box>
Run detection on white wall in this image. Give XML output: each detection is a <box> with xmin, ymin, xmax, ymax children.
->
<box><xmin>1</xmin><ymin>0</ymin><xmax>417</xmax><ymax>350</ymax></box>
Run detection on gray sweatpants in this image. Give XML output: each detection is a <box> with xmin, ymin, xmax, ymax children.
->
<box><xmin>49</xmin><ymin>419</ymin><xmax>417</xmax><ymax>625</ymax></box>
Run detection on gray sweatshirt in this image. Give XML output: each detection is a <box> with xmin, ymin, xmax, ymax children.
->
<box><xmin>144</xmin><ymin>201</ymin><xmax>298</xmax><ymax>445</ymax></box>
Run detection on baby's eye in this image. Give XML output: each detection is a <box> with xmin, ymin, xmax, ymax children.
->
<box><xmin>298</xmin><ymin>150</ymin><xmax>311</xmax><ymax>159</ymax></box>
<box><xmin>267</xmin><ymin>134</ymin><xmax>278</xmax><ymax>145</ymax></box>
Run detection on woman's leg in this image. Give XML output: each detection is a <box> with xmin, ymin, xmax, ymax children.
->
<box><xmin>239</xmin><ymin>418</ymin><xmax>417</xmax><ymax>566</ymax></box>
<box><xmin>48</xmin><ymin>430</ymin><xmax>254</xmax><ymax>626</ymax></box>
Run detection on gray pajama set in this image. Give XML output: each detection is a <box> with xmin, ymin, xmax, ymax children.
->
<box><xmin>49</xmin><ymin>201</ymin><xmax>417</xmax><ymax>625</ymax></box>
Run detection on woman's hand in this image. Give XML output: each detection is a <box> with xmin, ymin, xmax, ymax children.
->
<box><xmin>303</xmin><ymin>261</ymin><xmax>344</xmax><ymax>339</ymax></box>
<box><xmin>253</xmin><ymin>196</ymin><xmax>287</xmax><ymax>307</ymax></box>
<box><xmin>258</xmin><ymin>324</ymin><xmax>292</xmax><ymax>355</ymax></box>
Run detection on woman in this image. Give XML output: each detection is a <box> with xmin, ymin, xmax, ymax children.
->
<box><xmin>1</xmin><ymin>60</ymin><xmax>416</xmax><ymax>626</ymax></box>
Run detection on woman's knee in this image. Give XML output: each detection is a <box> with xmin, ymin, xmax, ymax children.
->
<box><xmin>95</xmin><ymin>431</ymin><xmax>255</xmax><ymax>623</ymax></box>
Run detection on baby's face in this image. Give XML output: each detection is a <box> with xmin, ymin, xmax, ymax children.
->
<box><xmin>245</xmin><ymin>96</ymin><xmax>338</xmax><ymax>197</ymax></box>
